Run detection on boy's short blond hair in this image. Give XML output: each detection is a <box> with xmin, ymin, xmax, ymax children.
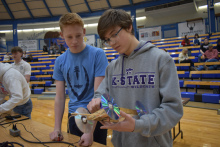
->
<box><xmin>59</xmin><ymin>13</ymin><xmax>84</xmax><ymax>31</ymax></box>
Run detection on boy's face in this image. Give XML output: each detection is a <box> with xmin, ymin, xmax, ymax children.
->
<box><xmin>60</xmin><ymin>24</ymin><xmax>85</xmax><ymax>51</ymax></box>
<box><xmin>104</xmin><ymin>26</ymin><xmax>132</xmax><ymax>55</ymax></box>
<box><xmin>12</xmin><ymin>51</ymin><xmax>22</xmax><ymax>60</ymax></box>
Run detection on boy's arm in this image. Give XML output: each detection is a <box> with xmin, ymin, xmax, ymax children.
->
<box><xmin>94</xmin><ymin>77</ymin><xmax>105</xmax><ymax>91</ymax></box>
<box><xmin>88</xmin><ymin>64</ymin><xmax>109</xmax><ymax>113</ymax></box>
<box><xmin>24</xmin><ymin>63</ymin><xmax>31</xmax><ymax>83</ymax></box>
<box><xmin>0</xmin><ymin>76</ymin><xmax>23</xmax><ymax>114</ymax></box>
<box><xmin>49</xmin><ymin>80</ymin><xmax>66</xmax><ymax>141</ymax></box>
<box><xmin>54</xmin><ymin>80</ymin><xmax>66</xmax><ymax>131</ymax></box>
<box><xmin>134</xmin><ymin>58</ymin><xmax>183</xmax><ymax>137</ymax></box>
<box><xmin>49</xmin><ymin>57</ymin><xmax>66</xmax><ymax>141</ymax></box>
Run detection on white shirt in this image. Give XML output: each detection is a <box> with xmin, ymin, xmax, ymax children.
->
<box><xmin>0</xmin><ymin>64</ymin><xmax>30</xmax><ymax>114</ymax></box>
<box><xmin>12</xmin><ymin>59</ymin><xmax>31</xmax><ymax>76</ymax></box>
<box><xmin>3</xmin><ymin>55</ymin><xmax>10</xmax><ymax>61</ymax></box>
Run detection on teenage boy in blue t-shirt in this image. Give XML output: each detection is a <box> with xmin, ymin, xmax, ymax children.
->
<box><xmin>49</xmin><ymin>13</ymin><xmax>108</xmax><ymax>146</ymax></box>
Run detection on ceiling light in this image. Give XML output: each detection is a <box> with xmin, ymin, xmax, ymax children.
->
<box><xmin>136</xmin><ymin>16</ymin><xmax>146</xmax><ymax>20</ymax></box>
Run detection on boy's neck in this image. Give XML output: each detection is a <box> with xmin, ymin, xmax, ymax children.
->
<box><xmin>15</xmin><ymin>58</ymin><xmax>22</xmax><ymax>64</ymax></box>
<box><xmin>69</xmin><ymin>43</ymin><xmax>86</xmax><ymax>54</ymax></box>
<box><xmin>124</xmin><ymin>36</ymin><xmax>140</xmax><ymax>56</ymax></box>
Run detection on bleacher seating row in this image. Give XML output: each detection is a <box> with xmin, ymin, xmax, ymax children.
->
<box><xmin>0</xmin><ymin>32</ymin><xmax>220</xmax><ymax>103</ymax></box>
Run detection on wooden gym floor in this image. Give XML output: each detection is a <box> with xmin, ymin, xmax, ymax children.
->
<box><xmin>29</xmin><ymin>97</ymin><xmax>220</xmax><ymax>147</ymax></box>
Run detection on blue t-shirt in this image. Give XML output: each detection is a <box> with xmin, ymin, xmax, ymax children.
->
<box><xmin>53</xmin><ymin>44</ymin><xmax>108</xmax><ymax>113</ymax></box>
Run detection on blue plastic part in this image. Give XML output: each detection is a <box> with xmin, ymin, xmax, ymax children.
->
<box><xmin>45</xmin><ymin>81</ymin><xmax>52</xmax><ymax>86</ymax></box>
<box><xmin>202</xmin><ymin>93</ymin><xmax>220</xmax><ymax>104</ymax></box>
<box><xmin>181</xmin><ymin>92</ymin><xmax>196</xmax><ymax>101</ymax></box>
<box><xmin>33</xmin><ymin>89</ymin><xmax>44</xmax><ymax>94</ymax></box>
<box><xmin>66</xmin><ymin>89</ymin><xmax>68</xmax><ymax>95</ymax></box>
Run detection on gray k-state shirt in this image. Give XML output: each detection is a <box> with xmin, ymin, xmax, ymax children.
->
<box><xmin>94</xmin><ymin>41</ymin><xmax>183</xmax><ymax>147</ymax></box>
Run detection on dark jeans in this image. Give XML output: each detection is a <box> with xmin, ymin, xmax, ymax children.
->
<box><xmin>68</xmin><ymin>113</ymin><xmax>107</xmax><ymax>145</ymax></box>
<box><xmin>188</xmin><ymin>49</ymin><xmax>192</xmax><ymax>56</ymax></box>
<box><xmin>197</xmin><ymin>59</ymin><xmax>219</xmax><ymax>71</ymax></box>
<box><xmin>180</xmin><ymin>59</ymin><xmax>194</xmax><ymax>67</ymax></box>
<box><xmin>13</xmin><ymin>98</ymin><xmax>32</xmax><ymax>118</ymax></box>
<box><xmin>198</xmin><ymin>53</ymin><xmax>205</xmax><ymax>62</ymax></box>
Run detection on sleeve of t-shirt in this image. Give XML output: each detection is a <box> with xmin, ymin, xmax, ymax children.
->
<box><xmin>213</xmin><ymin>49</ymin><xmax>218</xmax><ymax>59</ymax></box>
<box><xmin>53</xmin><ymin>57</ymin><xmax>65</xmax><ymax>81</ymax></box>
<box><xmin>94</xmin><ymin>49</ymin><xmax>108</xmax><ymax>77</ymax></box>
<box><xmin>24</xmin><ymin>63</ymin><xmax>31</xmax><ymax>75</ymax></box>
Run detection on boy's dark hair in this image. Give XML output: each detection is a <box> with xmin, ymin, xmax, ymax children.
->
<box><xmin>98</xmin><ymin>9</ymin><xmax>134</xmax><ymax>40</ymax></box>
<box><xmin>11</xmin><ymin>46</ymin><xmax>23</xmax><ymax>54</ymax></box>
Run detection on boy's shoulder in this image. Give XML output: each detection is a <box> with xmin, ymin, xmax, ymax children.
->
<box><xmin>87</xmin><ymin>45</ymin><xmax>105</xmax><ymax>54</ymax></box>
<box><xmin>4</xmin><ymin>68</ymin><xmax>24</xmax><ymax>81</ymax></box>
<box><xmin>22</xmin><ymin>60</ymin><xmax>31</xmax><ymax>66</ymax></box>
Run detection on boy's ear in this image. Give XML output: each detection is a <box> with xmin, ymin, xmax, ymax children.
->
<box><xmin>83</xmin><ymin>28</ymin><xmax>86</xmax><ymax>36</ymax></box>
<box><xmin>127</xmin><ymin>24</ymin><xmax>133</xmax><ymax>33</ymax></box>
<box><xmin>59</xmin><ymin>32</ymin><xmax>64</xmax><ymax>39</ymax></box>
<box><xmin>128</xmin><ymin>24</ymin><xmax>133</xmax><ymax>33</ymax></box>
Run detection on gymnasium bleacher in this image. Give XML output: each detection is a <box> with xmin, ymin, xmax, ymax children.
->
<box><xmin>1</xmin><ymin>0</ymin><xmax>220</xmax><ymax>146</ymax></box>
<box><xmin>1</xmin><ymin>32</ymin><xmax>220</xmax><ymax>105</ymax></box>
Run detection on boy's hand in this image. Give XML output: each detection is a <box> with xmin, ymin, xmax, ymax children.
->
<box><xmin>49</xmin><ymin>130</ymin><xmax>64</xmax><ymax>141</ymax></box>
<box><xmin>100</xmin><ymin>111</ymin><xmax>135</xmax><ymax>132</ymax></box>
<box><xmin>79</xmin><ymin>132</ymin><xmax>93</xmax><ymax>146</ymax></box>
<box><xmin>87</xmin><ymin>98</ymin><xmax>101</xmax><ymax>113</ymax></box>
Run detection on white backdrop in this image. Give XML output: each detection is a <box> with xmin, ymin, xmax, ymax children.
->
<box><xmin>83</xmin><ymin>35</ymin><xmax>95</xmax><ymax>46</ymax></box>
<box><xmin>178</xmin><ymin>20</ymin><xmax>205</xmax><ymax>37</ymax></box>
<box><xmin>18</xmin><ymin>40</ymin><xmax>38</xmax><ymax>51</ymax></box>
<box><xmin>139</xmin><ymin>26</ymin><xmax>161</xmax><ymax>41</ymax></box>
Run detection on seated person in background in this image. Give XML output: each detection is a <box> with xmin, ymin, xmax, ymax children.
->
<box><xmin>22</xmin><ymin>51</ymin><xmax>28</xmax><ymax>58</ymax></box>
<box><xmin>3</xmin><ymin>52</ymin><xmax>10</xmax><ymax>61</ymax></box>
<box><xmin>60</xmin><ymin>44</ymin><xmax>65</xmax><ymax>52</ymax></box>
<box><xmin>43</xmin><ymin>45</ymin><xmax>48</xmax><ymax>52</ymax></box>
<box><xmin>216</xmin><ymin>39</ymin><xmax>220</xmax><ymax>53</ymax></box>
<box><xmin>49</xmin><ymin>42</ymin><xmax>54</xmax><ymax>54</ymax></box>
<box><xmin>0</xmin><ymin>63</ymin><xmax>32</xmax><ymax>118</ymax></box>
<box><xmin>179</xmin><ymin>48</ymin><xmax>197</xmax><ymax>71</ymax></box>
<box><xmin>181</xmin><ymin>35</ymin><xmax>191</xmax><ymax>47</ymax></box>
<box><xmin>198</xmin><ymin>37</ymin><xmax>210</xmax><ymax>62</ymax></box>
<box><xmin>11</xmin><ymin>46</ymin><xmax>31</xmax><ymax>83</ymax></box>
<box><xmin>197</xmin><ymin>44</ymin><xmax>219</xmax><ymax>71</ymax></box>
<box><xmin>181</xmin><ymin>35</ymin><xmax>191</xmax><ymax>56</ymax></box>
<box><xmin>26</xmin><ymin>54</ymin><xmax>34</xmax><ymax>62</ymax></box>
<box><xmin>193</xmin><ymin>33</ymin><xmax>200</xmax><ymax>46</ymax></box>
<box><xmin>54</xmin><ymin>43</ymin><xmax>60</xmax><ymax>54</ymax></box>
